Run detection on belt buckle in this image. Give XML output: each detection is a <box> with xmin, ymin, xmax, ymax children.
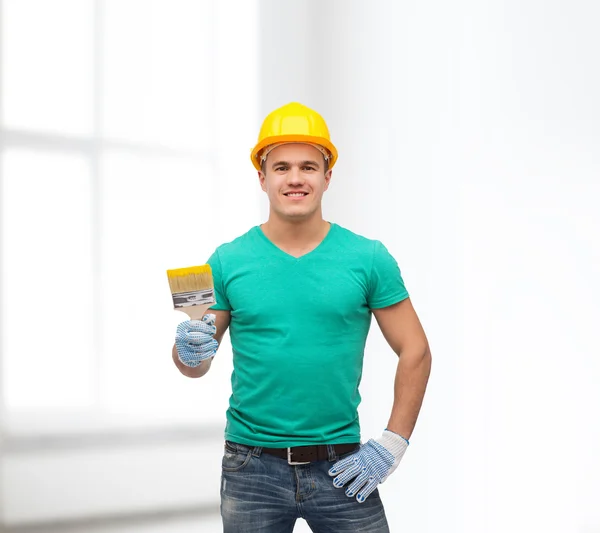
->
<box><xmin>287</xmin><ymin>447</ymin><xmax>310</xmax><ymax>465</ymax></box>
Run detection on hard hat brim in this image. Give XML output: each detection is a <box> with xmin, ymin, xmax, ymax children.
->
<box><xmin>250</xmin><ymin>135</ymin><xmax>338</xmax><ymax>171</ymax></box>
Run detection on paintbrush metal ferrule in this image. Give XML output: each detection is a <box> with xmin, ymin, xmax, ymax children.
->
<box><xmin>172</xmin><ymin>289</ymin><xmax>215</xmax><ymax>309</ymax></box>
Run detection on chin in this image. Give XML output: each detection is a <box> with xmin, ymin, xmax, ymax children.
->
<box><xmin>284</xmin><ymin>212</ymin><xmax>309</xmax><ymax>220</ymax></box>
<box><xmin>278</xmin><ymin>208</ymin><xmax>311</xmax><ymax>220</ymax></box>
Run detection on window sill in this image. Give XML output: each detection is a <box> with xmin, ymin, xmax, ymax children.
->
<box><xmin>1</xmin><ymin>410</ymin><xmax>224</xmax><ymax>453</ymax></box>
<box><xmin>0</xmin><ymin>411</ymin><xmax>225</xmax><ymax>526</ymax></box>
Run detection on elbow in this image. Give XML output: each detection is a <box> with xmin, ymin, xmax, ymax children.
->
<box><xmin>422</xmin><ymin>344</ymin><xmax>432</xmax><ymax>376</ymax></box>
<box><xmin>398</xmin><ymin>341</ymin><xmax>431</xmax><ymax>360</ymax></box>
<box><xmin>172</xmin><ymin>345</ymin><xmax>211</xmax><ymax>378</ymax></box>
<box><xmin>424</xmin><ymin>343</ymin><xmax>432</xmax><ymax>360</ymax></box>
<box><xmin>178</xmin><ymin>359</ymin><xmax>211</xmax><ymax>378</ymax></box>
<box><xmin>398</xmin><ymin>342</ymin><xmax>431</xmax><ymax>373</ymax></box>
<box><xmin>420</xmin><ymin>341</ymin><xmax>432</xmax><ymax>363</ymax></box>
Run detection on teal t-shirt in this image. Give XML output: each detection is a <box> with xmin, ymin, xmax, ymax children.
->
<box><xmin>206</xmin><ymin>222</ymin><xmax>409</xmax><ymax>447</ymax></box>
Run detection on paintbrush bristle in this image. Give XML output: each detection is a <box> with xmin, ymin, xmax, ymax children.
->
<box><xmin>166</xmin><ymin>264</ymin><xmax>214</xmax><ymax>294</ymax></box>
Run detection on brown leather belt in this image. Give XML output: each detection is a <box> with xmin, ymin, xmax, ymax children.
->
<box><xmin>261</xmin><ymin>443</ymin><xmax>359</xmax><ymax>464</ymax></box>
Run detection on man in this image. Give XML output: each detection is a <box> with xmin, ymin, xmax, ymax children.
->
<box><xmin>172</xmin><ymin>102</ymin><xmax>432</xmax><ymax>532</ymax></box>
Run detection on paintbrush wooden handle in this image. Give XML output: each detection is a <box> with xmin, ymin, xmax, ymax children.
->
<box><xmin>177</xmin><ymin>303</ymin><xmax>213</xmax><ymax>321</ymax></box>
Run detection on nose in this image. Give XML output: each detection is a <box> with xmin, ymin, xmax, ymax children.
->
<box><xmin>287</xmin><ymin>167</ymin><xmax>305</xmax><ymax>185</ymax></box>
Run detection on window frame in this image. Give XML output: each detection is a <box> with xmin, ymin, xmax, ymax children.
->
<box><xmin>0</xmin><ymin>0</ymin><xmax>240</xmax><ymax>441</ymax></box>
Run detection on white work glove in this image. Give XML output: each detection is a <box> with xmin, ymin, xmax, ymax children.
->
<box><xmin>175</xmin><ymin>314</ymin><xmax>218</xmax><ymax>367</ymax></box>
<box><xmin>328</xmin><ymin>429</ymin><xmax>409</xmax><ymax>503</ymax></box>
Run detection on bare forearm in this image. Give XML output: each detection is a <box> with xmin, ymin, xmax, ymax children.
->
<box><xmin>386</xmin><ymin>347</ymin><xmax>432</xmax><ymax>441</ymax></box>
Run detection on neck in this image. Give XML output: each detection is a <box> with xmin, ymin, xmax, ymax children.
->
<box><xmin>261</xmin><ymin>210</ymin><xmax>330</xmax><ymax>245</ymax></box>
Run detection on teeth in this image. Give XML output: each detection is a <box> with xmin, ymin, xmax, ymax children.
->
<box><xmin>286</xmin><ymin>193</ymin><xmax>306</xmax><ymax>197</ymax></box>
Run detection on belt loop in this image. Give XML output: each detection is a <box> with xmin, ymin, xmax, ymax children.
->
<box><xmin>251</xmin><ymin>446</ymin><xmax>262</xmax><ymax>457</ymax></box>
<box><xmin>326</xmin><ymin>444</ymin><xmax>337</xmax><ymax>462</ymax></box>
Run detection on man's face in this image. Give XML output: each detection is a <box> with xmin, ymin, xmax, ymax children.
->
<box><xmin>258</xmin><ymin>143</ymin><xmax>332</xmax><ymax>222</ymax></box>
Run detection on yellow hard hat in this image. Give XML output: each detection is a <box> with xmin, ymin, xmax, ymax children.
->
<box><xmin>250</xmin><ymin>102</ymin><xmax>338</xmax><ymax>171</ymax></box>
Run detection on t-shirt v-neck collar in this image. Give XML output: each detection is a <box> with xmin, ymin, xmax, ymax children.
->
<box><xmin>255</xmin><ymin>222</ymin><xmax>336</xmax><ymax>261</ymax></box>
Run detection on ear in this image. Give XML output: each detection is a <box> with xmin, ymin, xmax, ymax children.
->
<box><xmin>323</xmin><ymin>170</ymin><xmax>333</xmax><ymax>191</ymax></box>
<box><xmin>258</xmin><ymin>171</ymin><xmax>267</xmax><ymax>192</ymax></box>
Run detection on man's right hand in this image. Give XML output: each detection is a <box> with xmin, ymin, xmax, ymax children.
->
<box><xmin>175</xmin><ymin>314</ymin><xmax>219</xmax><ymax>367</ymax></box>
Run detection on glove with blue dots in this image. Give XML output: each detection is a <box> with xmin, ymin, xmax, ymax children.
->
<box><xmin>175</xmin><ymin>314</ymin><xmax>218</xmax><ymax>367</ymax></box>
<box><xmin>328</xmin><ymin>429</ymin><xmax>409</xmax><ymax>503</ymax></box>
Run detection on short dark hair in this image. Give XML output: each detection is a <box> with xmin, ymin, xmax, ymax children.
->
<box><xmin>261</xmin><ymin>154</ymin><xmax>330</xmax><ymax>174</ymax></box>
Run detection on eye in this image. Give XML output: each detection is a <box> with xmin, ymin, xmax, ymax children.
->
<box><xmin>302</xmin><ymin>166</ymin><xmax>316</xmax><ymax>171</ymax></box>
<box><xmin>275</xmin><ymin>166</ymin><xmax>288</xmax><ymax>171</ymax></box>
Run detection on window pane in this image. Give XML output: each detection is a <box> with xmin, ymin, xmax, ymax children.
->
<box><xmin>1</xmin><ymin>150</ymin><xmax>95</xmax><ymax>410</ymax></box>
<box><xmin>103</xmin><ymin>0</ymin><xmax>214</xmax><ymax>151</ymax></box>
<box><xmin>1</xmin><ymin>0</ymin><xmax>94</xmax><ymax>136</ymax></box>
<box><xmin>101</xmin><ymin>151</ymin><xmax>229</xmax><ymax>424</ymax></box>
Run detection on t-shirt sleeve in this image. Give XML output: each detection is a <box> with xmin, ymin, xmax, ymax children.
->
<box><xmin>367</xmin><ymin>240</ymin><xmax>410</xmax><ymax>309</ymax></box>
<box><xmin>206</xmin><ymin>248</ymin><xmax>231</xmax><ymax>311</ymax></box>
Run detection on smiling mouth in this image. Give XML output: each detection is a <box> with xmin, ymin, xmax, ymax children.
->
<box><xmin>284</xmin><ymin>192</ymin><xmax>308</xmax><ymax>197</ymax></box>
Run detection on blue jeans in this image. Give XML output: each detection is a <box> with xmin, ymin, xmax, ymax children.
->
<box><xmin>220</xmin><ymin>440</ymin><xmax>390</xmax><ymax>532</ymax></box>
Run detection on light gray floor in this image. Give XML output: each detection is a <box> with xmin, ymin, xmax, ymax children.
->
<box><xmin>68</xmin><ymin>516</ymin><xmax>314</xmax><ymax>533</ymax></box>
<box><xmin>10</xmin><ymin>515</ymin><xmax>314</xmax><ymax>533</ymax></box>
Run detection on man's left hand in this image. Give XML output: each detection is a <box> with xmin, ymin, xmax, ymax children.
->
<box><xmin>328</xmin><ymin>429</ymin><xmax>409</xmax><ymax>503</ymax></box>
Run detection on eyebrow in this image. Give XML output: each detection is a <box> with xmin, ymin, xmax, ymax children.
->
<box><xmin>271</xmin><ymin>160</ymin><xmax>321</xmax><ymax>169</ymax></box>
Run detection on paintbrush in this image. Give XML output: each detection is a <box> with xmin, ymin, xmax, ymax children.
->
<box><xmin>166</xmin><ymin>264</ymin><xmax>216</xmax><ymax>320</ymax></box>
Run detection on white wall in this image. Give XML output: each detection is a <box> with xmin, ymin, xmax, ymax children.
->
<box><xmin>257</xmin><ymin>0</ymin><xmax>331</xmax><ymax>218</ymax></box>
<box><xmin>263</xmin><ymin>0</ymin><xmax>600</xmax><ymax>531</ymax></box>
<box><xmin>0</xmin><ymin>0</ymin><xmax>259</xmax><ymax>528</ymax></box>
<box><xmin>2</xmin><ymin>0</ymin><xmax>598</xmax><ymax>531</ymax></box>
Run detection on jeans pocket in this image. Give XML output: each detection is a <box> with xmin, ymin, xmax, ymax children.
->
<box><xmin>222</xmin><ymin>441</ymin><xmax>253</xmax><ymax>472</ymax></box>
